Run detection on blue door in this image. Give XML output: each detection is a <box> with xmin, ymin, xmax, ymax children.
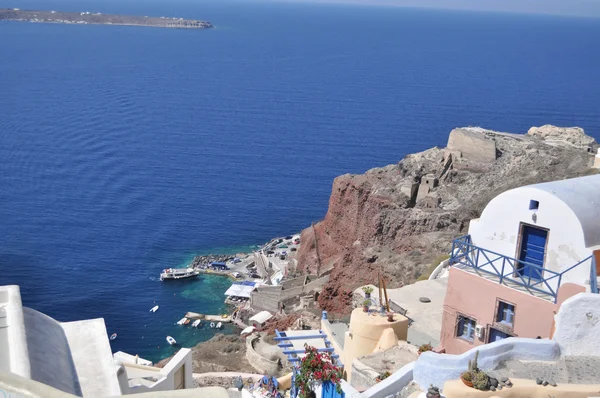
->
<box><xmin>489</xmin><ymin>327</ymin><xmax>510</xmax><ymax>343</ymax></box>
<box><xmin>322</xmin><ymin>381</ymin><xmax>344</xmax><ymax>398</ymax></box>
<box><xmin>518</xmin><ymin>225</ymin><xmax>547</xmax><ymax>280</ymax></box>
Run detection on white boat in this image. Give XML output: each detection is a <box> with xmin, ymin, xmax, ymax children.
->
<box><xmin>110</xmin><ymin>333</ymin><xmax>117</xmax><ymax>341</ymax></box>
<box><xmin>210</xmin><ymin>322</ymin><xmax>215</xmax><ymax>328</ymax></box>
<box><xmin>160</xmin><ymin>267</ymin><xmax>200</xmax><ymax>281</ymax></box>
<box><xmin>216</xmin><ymin>322</ymin><xmax>222</xmax><ymax>329</ymax></box>
<box><xmin>150</xmin><ymin>305</ymin><xmax>159</xmax><ymax>313</ymax></box>
<box><xmin>176</xmin><ymin>317</ymin><xmax>187</xmax><ymax>325</ymax></box>
<box><xmin>166</xmin><ymin>336</ymin><xmax>176</xmax><ymax>345</ymax></box>
<box><xmin>192</xmin><ymin>319</ymin><xmax>200</xmax><ymax>328</ymax></box>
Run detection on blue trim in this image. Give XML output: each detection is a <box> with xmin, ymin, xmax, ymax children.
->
<box><xmin>451</xmin><ymin>235</ymin><xmax>595</xmax><ymax>303</ymax></box>
<box><xmin>274</xmin><ymin>334</ymin><xmax>326</xmax><ymax>341</ymax></box>
<box><xmin>283</xmin><ymin>348</ymin><xmax>335</xmax><ymax>355</ymax></box>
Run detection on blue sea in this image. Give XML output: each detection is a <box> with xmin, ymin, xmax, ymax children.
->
<box><xmin>1</xmin><ymin>0</ymin><xmax>600</xmax><ymax>362</ymax></box>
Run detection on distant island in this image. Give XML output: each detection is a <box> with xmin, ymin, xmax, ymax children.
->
<box><xmin>0</xmin><ymin>8</ymin><xmax>213</xmax><ymax>29</ymax></box>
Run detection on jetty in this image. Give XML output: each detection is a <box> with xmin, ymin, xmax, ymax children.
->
<box><xmin>184</xmin><ymin>312</ymin><xmax>232</xmax><ymax>323</ymax></box>
<box><xmin>0</xmin><ymin>8</ymin><xmax>213</xmax><ymax>29</ymax></box>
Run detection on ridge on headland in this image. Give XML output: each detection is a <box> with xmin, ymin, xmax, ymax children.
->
<box><xmin>0</xmin><ymin>8</ymin><xmax>213</xmax><ymax>29</ymax></box>
<box><xmin>297</xmin><ymin>125</ymin><xmax>599</xmax><ymax>313</ymax></box>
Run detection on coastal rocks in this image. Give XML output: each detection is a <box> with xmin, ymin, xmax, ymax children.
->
<box><xmin>298</xmin><ymin>126</ymin><xmax>596</xmax><ymax>313</ymax></box>
<box><xmin>190</xmin><ymin>253</ymin><xmax>246</xmax><ymax>268</ymax></box>
<box><xmin>157</xmin><ymin>334</ymin><xmax>253</xmax><ymax>374</ymax></box>
<box><xmin>527</xmin><ymin>125</ymin><xmax>597</xmax><ymax>151</ymax></box>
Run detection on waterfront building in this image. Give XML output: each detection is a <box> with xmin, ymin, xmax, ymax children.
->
<box><xmin>440</xmin><ymin>175</ymin><xmax>600</xmax><ymax>354</ymax></box>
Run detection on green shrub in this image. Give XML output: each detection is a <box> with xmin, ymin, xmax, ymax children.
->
<box><xmin>416</xmin><ymin>254</ymin><xmax>450</xmax><ymax>280</ymax></box>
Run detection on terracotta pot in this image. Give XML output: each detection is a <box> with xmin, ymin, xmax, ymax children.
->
<box><xmin>461</xmin><ymin>375</ymin><xmax>474</xmax><ymax>388</ymax></box>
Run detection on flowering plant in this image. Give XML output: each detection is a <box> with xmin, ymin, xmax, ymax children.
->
<box><xmin>295</xmin><ymin>344</ymin><xmax>343</xmax><ymax>398</ymax></box>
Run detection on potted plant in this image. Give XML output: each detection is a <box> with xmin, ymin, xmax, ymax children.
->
<box><xmin>362</xmin><ymin>286</ymin><xmax>374</xmax><ymax>299</ymax></box>
<box><xmin>295</xmin><ymin>344</ymin><xmax>343</xmax><ymax>398</ymax></box>
<box><xmin>460</xmin><ymin>351</ymin><xmax>490</xmax><ymax>390</ymax></box>
<box><xmin>386</xmin><ymin>312</ymin><xmax>394</xmax><ymax>322</ymax></box>
<box><xmin>375</xmin><ymin>371</ymin><xmax>391</xmax><ymax>383</ymax></box>
<box><xmin>362</xmin><ymin>300</ymin><xmax>370</xmax><ymax>312</ymax></box>
<box><xmin>460</xmin><ymin>370</ymin><xmax>473</xmax><ymax>388</ymax></box>
<box><xmin>418</xmin><ymin>342</ymin><xmax>433</xmax><ymax>355</ymax></box>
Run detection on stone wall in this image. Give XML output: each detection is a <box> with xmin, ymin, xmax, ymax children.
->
<box><xmin>251</xmin><ymin>275</ymin><xmax>329</xmax><ymax>313</ymax></box>
<box><xmin>245</xmin><ymin>336</ymin><xmax>281</xmax><ymax>375</ymax></box>
<box><xmin>447</xmin><ymin>128</ymin><xmax>497</xmax><ymax>163</ymax></box>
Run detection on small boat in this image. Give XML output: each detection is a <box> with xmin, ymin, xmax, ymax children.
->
<box><xmin>216</xmin><ymin>322</ymin><xmax>222</xmax><ymax>329</ymax></box>
<box><xmin>192</xmin><ymin>319</ymin><xmax>201</xmax><ymax>327</ymax></box>
<box><xmin>210</xmin><ymin>322</ymin><xmax>215</xmax><ymax>328</ymax></box>
<box><xmin>176</xmin><ymin>317</ymin><xmax>187</xmax><ymax>325</ymax></box>
<box><xmin>150</xmin><ymin>305</ymin><xmax>159</xmax><ymax>313</ymax></box>
<box><xmin>183</xmin><ymin>318</ymin><xmax>191</xmax><ymax>325</ymax></box>
<box><xmin>110</xmin><ymin>333</ymin><xmax>117</xmax><ymax>341</ymax></box>
<box><xmin>160</xmin><ymin>267</ymin><xmax>200</xmax><ymax>281</ymax></box>
<box><xmin>166</xmin><ymin>336</ymin><xmax>176</xmax><ymax>345</ymax></box>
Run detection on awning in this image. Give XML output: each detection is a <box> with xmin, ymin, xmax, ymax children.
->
<box><xmin>224</xmin><ymin>284</ymin><xmax>255</xmax><ymax>298</ymax></box>
<box><xmin>240</xmin><ymin>326</ymin><xmax>256</xmax><ymax>335</ymax></box>
<box><xmin>249</xmin><ymin>310</ymin><xmax>273</xmax><ymax>325</ymax></box>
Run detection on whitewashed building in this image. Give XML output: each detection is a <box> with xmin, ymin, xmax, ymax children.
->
<box><xmin>441</xmin><ymin>174</ymin><xmax>600</xmax><ymax>354</ymax></box>
<box><xmin>0</xmin><ymin>284</ymin><xmax>195</xmax><ymax>397</ymax></box>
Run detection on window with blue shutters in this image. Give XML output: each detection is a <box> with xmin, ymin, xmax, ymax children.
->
<box><xmin>456</xmin><ymin>315</ymin><xmax>476</xmax><ymax>342</ymax></box>
<box><xmin>496</xmin><ymin>300</ymin><xmax>515</xmax><ymax>327</ymax></box>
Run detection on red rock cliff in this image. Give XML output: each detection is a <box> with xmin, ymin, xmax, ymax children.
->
<box><xmin>297</xmin><ymin>127</ymin><xmax>597</xmax><ymax>313</ymax></box>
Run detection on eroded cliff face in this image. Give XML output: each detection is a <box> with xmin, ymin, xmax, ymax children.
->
<box><xmin>298</xmin><ymin>126</ymin><xmax>597</xmax><ymax>313</ymax></box>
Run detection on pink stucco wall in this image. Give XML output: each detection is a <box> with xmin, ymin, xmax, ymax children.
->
<box><xmin>439</xmin><ymin>267</ymin><xmax>584</xmax><ymax>355</ymax></box>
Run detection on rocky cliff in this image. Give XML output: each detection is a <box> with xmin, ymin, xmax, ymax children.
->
<box><xmin>297</xmin><ymin>126</ymin><xmax>598</xmax><ymax>313</ymax></box>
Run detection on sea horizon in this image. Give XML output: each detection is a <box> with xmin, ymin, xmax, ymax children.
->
<box><xmin>1</xmin><ymin>0</ymin><xmax>599</xmax><ymax>362</ymax></box>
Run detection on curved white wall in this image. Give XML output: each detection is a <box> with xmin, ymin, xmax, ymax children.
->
<box><xmin>22</xmin><ymin>308</ymin><xmax>81</xmax><ymax>396</ymax></box>
<box><xmin>412</xmin><ymin>338</ymin><xmax>560</xmax><ymax>391</ymax></box>
<box><xmin>554</xmin><ymin>293</ymin><xmax>600</xmax><ymax>356</ymax></box>
<box><xmin>469</xmin><ymin>186</ymin><xmax>591</xmax><ymax>288</ymax></box>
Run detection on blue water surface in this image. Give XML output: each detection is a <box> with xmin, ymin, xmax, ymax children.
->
<box><xmin>1</xmin><ymin>0</ymin><xmax>600</xmax><ymax>361</ymax></box>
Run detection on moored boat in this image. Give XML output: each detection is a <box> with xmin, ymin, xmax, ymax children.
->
<box><xmin>110</xmin><ymin>333</ymin><xmax>117</xmax><ymax>341</ymax></box>
<box><xmin>160</xmin><ymin>267</ymin><xmax>199</xmax><ymax>281</ymax></box>
<box><xmin>176</xmin><ymin>317</ymin><xmax>187</xmax><ymax>325</ymax></box>
<box><xmin>210</xmin><ymin>322</ymin><xmax>215</xmax><ymax>328</ymax></box>
<box><xmin>216</xmin><ymin>322</ymin><xmax>222</xmax><ymax>329</ymax></box>
<box><xmin>166</xmin><ymin>336</ymin><xmax>176</xmax><ymax>345</ymax></box>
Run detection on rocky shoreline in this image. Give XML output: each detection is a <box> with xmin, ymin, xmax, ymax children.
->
<box><xmin>189</xmin><ymin>253</ymin><xmax>248</xmax><ymax>268</ymax></box>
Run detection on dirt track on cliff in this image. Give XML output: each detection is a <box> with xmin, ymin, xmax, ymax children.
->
<box><xmin>297</xmin><ymin>126</ymin><xmax>597</xmax><ymax>314</ymax></box>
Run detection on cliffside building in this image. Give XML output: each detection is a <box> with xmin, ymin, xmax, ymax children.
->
<box><xmin>439</xmin><ymin>175</ymin><xmax>600</xmax><ymax>354</ymax></box>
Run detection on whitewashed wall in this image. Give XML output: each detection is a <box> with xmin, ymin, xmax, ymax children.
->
<box><xmin>468</xmin><ymin>186</ymin><xmax>591</xmax><ymax>290</ymax></box>
<box><xmin>553</xmin><ymin>293</ymin><xmax>600</xmax><ymax>356</ymax></box>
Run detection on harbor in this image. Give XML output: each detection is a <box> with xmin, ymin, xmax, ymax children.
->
<box><xmin>150</xmin><ymin>234</ymin><xmax>303</xmax><ymax>350</ymax></box>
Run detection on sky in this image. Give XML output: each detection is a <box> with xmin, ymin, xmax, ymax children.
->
<box><xmin>289</xmin><ymin>0</ymin><xmax>600</xmax><ymax>18</ymax></box>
